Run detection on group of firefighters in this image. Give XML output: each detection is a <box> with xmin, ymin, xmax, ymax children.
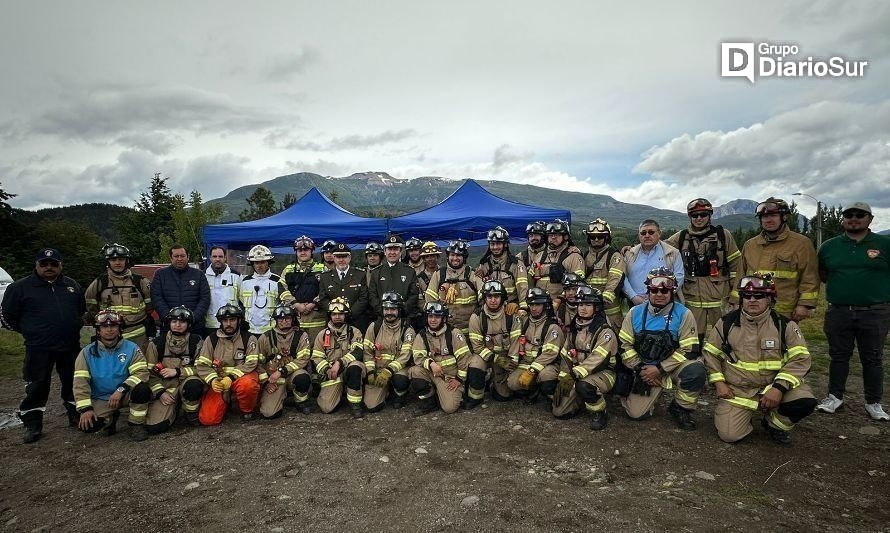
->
<box><xmin>6</xmin><ymin>195</ymin><xmax>888</xmax><ymax>447</ymax></box>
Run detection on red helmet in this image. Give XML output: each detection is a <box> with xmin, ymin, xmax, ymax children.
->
<box><xmin>686</xmin><ymin>198</ymin><xmax>713</xmax><ymax>216</ymax></box>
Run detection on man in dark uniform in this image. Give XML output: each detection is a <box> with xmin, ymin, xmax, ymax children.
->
<box><xmin>318</xmin><ymin>243</ymin><xmax>371</xmax><ymax>332</ymax></box>
<box><xmin>2</xmin><ymin>248</ymin><xmax>86</xmax><ymax>443</ymax></box>
<box><xmin>369</xmin><ymin>234</ymin><xmax>420</xmax><ymax>326</ymax></box>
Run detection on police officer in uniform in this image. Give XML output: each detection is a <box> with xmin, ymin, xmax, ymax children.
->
<box><xmin>363</xmin><ymin>292</ymin><xmax>415</xmax><ymax>411</ymax></box>
<box><xmin>424</xmin><ymin>240</ymin><xmax>482</xmax><ymax>333</ymax></box>
<box><xmin>475</xmin><ymin>226</ymin><xmax>528</xmax><ymax>316</ymax></box>
<box><xmin>552</xmin><ymin>286</ymin><xmax>617</xmax><ymax>430</ymax></box>
<box><xmin>282</xmin><ymin>235</ymin><xmax>326</xmax><ymax>345</ymax></box>
<box><xmin>144</xmin><ymin>306</ymin><xmax>205</xmax><ymax>432</ymax></box>
<box><xmin>256</xmin><ymin>303</ymin><xmax>312</xmax><ymax>417</ymax></box>
<box><xmin>704</xmin><ymin>273</ymin><xmax>817</xmax><ymax>446</ymax></box>
<box><xmin>368</xmin><ymin>234</ymin><xmax>420</xmax><ymax>328</ymax></box>
<box><xmin>618</xmin><ymin>268</ymin><xmax>705</xmax><ymax>430</ymax></box>
<box><xmin>505</xmin><ymin>287</ymin><xmax>563</xmax><ymax>403</ymax></box>
<box><xmin>85</xmin><ymin>243</ymin><xmax>154</xmax><ymax>350</ymax></box>
<box><xmin>408</xmin><ymin>302</ymin><xmax>471</xmax><ymax>416</ymax></box>
<box><xmin>318</xmin><ymin>242</ymin><xmax>371</xmax><ymax>332</ymax></box>
<box><xmin>583</xmin><ymin>218</ymin><xmax>626</xmax><ymax>329</ymax></box>
<box><xmin>466</xmin><ymin>280</ymin><xmax>521</xmax><ymax>407</ymax></box>
<box><xmin>311</xmin><ymin>297</ymin><xmax>366</xmax><ymax>418</ymax></box>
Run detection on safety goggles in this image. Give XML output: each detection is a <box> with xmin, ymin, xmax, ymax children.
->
<box><xmin>689</xmin><ymin>212</ymin><xmax>710</xmax><ymax>219</ymax></box>
<box><xmin>647</xmin><ymin>287</ymin><xmax>673</xmax><ymax>294</ymax></box>
<box><xmin>105</xmin><ymin>244</ymin><xmax>128</xmax><ymax>256</ymax></box>
<box><xmin>487</xmin><ymin>229</ymin><xmax>508</xmax><ymax>241</ymax></box>
<box><xmin>738</xmin><ymin>275</ymin><xmax>772</xmax><ymax>290</ymax></box>
<box><xmin>482</xmin><ymin>280</ymin><xmax>504</xmax><ymax>293</ymax></box>
<box><xmin>647</xmin><ymin>275</ymin><xmax>675</xmax><ymax>288</ymax></box>
<box><xmin>525</xmin><ymin>222</ymin><xmax>545</xmax><ymax>234</ymax></box>
<box><xmin>639</xmin><ymin>229</ymin><xmax>657</xmax><ymax>236</ymax></box>
<box><xmin>843</xmin><ymin>211</ymin><xmax>868</xmax><ymax>219</ymax></box>
<box><xmin>755</xmin><ymin>202</ymin><xmax>783</xmax><ymax>216</ymax></box>
<box><xmin>294</xmin><ymin>239</ymin><xmax>314</xmax><ymax>250</ymax></box>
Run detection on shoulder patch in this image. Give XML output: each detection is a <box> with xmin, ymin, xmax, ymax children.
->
<box><xmin>550</xmin><ymin>330</ymin><xmax>559</xmax><ymax>339</ymax></box>
<box><xmin>603</xmin><ymin>332</ymin><xmax>612</xmax><ymax>342</ymax></box>
<box><xmin>405</xmin><ymin>332</ymin><xmax>414</xmax><ymax>342</ymax></box>
<box><xmin>455</xmin><ymin>332</ymin><xmax>464</xmax><ymax>341</ymax></box>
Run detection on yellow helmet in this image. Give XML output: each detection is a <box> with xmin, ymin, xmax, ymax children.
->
<box><xmin>328</xmin><ymin>297</ymin><xmax>351</xmax><ymax>315</ymax></box>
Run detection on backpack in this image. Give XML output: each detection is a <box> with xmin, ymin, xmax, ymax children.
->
<box><xmin>478</xmin><ymin>252</ymin><xmax>517</xmax><ymax>283</ymax></box>
<box><xmin>266</xmin><ymin>328</ymin><xmax>307</xmax><ymax>360</ymax></box>
<box><xmin>480</xmin><ymin>311</ymin><xmax>514</xmax><ymax>342</ymax></box>
<box><xmin>719</xmin><ymin>309</ymin><xmax>788</xmax><ymax>361</ymax></box>
<box><xmin>419</xmin><ymin>326</ymin><xmax>455</xmax><ymax>357</ymax></box>
<box><xmin>97</xmin><ymin>272</ymin><xmax>147</xmax><ymax>302</ymax></box>
<box><xmin>436</xmin><ymin>265</ymin><xmax>477</xmax><ymax>293</ymax></box>
<box><xmin>153</xmin><ymin>333</ymin><xmax>202</xmax><ymax>361</ymax></box>
<box><xmin>520</xmin><ymin>316</ymin><xmax>558</xmax><ymax>360</ymax></box>
<box><xmin>677</xmin><ymin>225</ymin><xmax>729</xmax><ymax>276</ymax></box>
<box><xmin>372</xmin><ymin>319</ymin><xmax>411</xmax><ymax>346</ymax></box>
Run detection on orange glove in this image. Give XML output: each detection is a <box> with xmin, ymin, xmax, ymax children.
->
<box><xmin>505</xmin><ymin>302</ymin><xmax>519</xmax><ymax>316</ymax></box>
<box><xmin>518</xmin><ymin>369</ymin><xmax>537</xmax><ymax>389</ymax></box>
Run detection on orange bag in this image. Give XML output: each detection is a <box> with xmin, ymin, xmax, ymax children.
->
<box><xmin>198</xmin><ymin>389</ymin><xmax>228</xmax><ymax>426</ymax></box>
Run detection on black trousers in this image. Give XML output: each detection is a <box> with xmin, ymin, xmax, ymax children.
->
<box><xmin>824</xmin><ymin>304</ymin><xmax>890</xmax><ymax>404</ymax></box>
<box><xmin>20</xmin><ymin>348</ymin><xmax>77</xmax><ymax>418</ymax></box>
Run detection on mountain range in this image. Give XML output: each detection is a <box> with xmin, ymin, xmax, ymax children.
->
<box><xmin>206</xmin><ymin>172</ymin><xmax>762</xmax><ymax>232</ymax></box>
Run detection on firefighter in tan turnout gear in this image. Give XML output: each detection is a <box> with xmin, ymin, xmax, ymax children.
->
<box><xmin>618</xmin><ymin>268</ymin><xmax>705</xmax><ymax>430</ymax></box>
<box><xmin>414</xmin><ymin>242</ymin><xmax>441</xmax><ymax>325</ymax></box>
<box><xmin>532</xmin><ymin>220</ymin><xmax>585</xmax><ymax>305</ymax></box>
<box><xmin>257</xmin><ymin>303</ymin><xmax>312</xmax><ymax>418</ymax></box>
<box><xmin>425</xmin><ymin>240</ymin><xmax>481</xmax><ymax>333</ymax></box>
<box><xmin>505</xmin><ymin>287</ymin><xmax>563</xmax><ymax>403</ymax></box>
<box><xmin>583</xmin><ymin>219</ymin><xmax>625</xmax><ymax>329</ymax></box>
<box><xmin>144</xmin><ymin>306</ymin><xmax>205</xmax><ymax>433</ymax></box>
<box><xmin>466</xmin><ymin>280</ymin><xmax>521</xmax><ymax>408</ymax></box>
<box><xmin>475</xmin><ymin>226</ymin><xmax>528</xmax><ymax>316</ymax></box>
<box><xmin>311</xmin><ymin>297</ymin><xmax>366</xmax><ymax>418</ymax></box>
<box><xmin>552</xmin><ymin>286</ymin><xmax>617</xmax><ymax>430</ymax></box>
<box><xmin>404</xmin><ymin>237</ymin><xmax>425</xmax><ymax>273</ymax></box>
<box><xmin>74</xmin><ymin>309</ymin><xmax>152</xmax><ymax>441</ymax></box>
<box><xmin>557</xmin><ymin>273</ymin><xmax>585</xmax><ymax>326</ymax></box>
<box><xmin>734</xmin><ymin>197</ymin><xmax>820</xmax><ymax>322</ymax></box>
<box><xmin>84</xmin><ymin>243</ymin><xmax>154</xmax><ymax>350</ymax></box>
<box><xmin>704</xmin><ymin>273</ymin><xmax>817</xmax><ymax>446</ymax></box>
<box><xmin>363</xmin><ymin>292</ymin><xmax>414</xmax><ymax>411</ymax></box>
<box><xmin>666</xmin><ymin>199</ymin><xmax>741</xmax><ymax>346</ymax></box>
<box><xmin>409</xmin><ymin>302</ymin><xmax>471</xmax><ymax>416</ymax></box>
<box><xmin>518</xmin><ymin>221</ymin><xmax>548</xmax><ymax>291</ymax></box>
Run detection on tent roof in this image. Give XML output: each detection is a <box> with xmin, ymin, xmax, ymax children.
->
<box><xmin>203</xmin><ymin>188</ymin><xmax>389</xmax><ymax>249</ymax></box>
<box><xmin>387</xmin><ymin>179</ymin><xmax>570</xmax><ymax>241</ymax></box>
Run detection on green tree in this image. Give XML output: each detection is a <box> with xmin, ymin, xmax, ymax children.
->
<box><xmin>239</xmin><ymin>186</ymin><xmax>277</xmax><ymax>221</ymax></box>
<box><xmin>279</xmin><ymin>192</ymin><xmax>297</xmax><ymax>212</ymax></box>
<box><xmin>159</xmin><ymin>190</ymin><xmax>224</xmax><ymax>262</ymax></box>
<box><xmin>116</xmin><ymin>173</ymin><xmax>177</xmax><ymax>263</ymax></box>
<box><xmin>0</xmin><ymin>181</ymin><xmax>16</xmax><ymax>221</ymax></box>
<box><xmin>32</xmin><ymin>220</ymin><xmax>103</xmax><ymax>286</ymax></box>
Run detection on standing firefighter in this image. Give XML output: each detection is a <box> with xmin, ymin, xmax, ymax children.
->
<box><xmin>195</xmin><ymin>304</ymin><xmax>261</xmax><ymax>424</ymax></box>
<box><xmin>466</xmin><ymin>280</ymin><xmax>521</xmax><ymax>407</ymax></box>
<box><xmin>240</xmin><ymin>244</ymin><xmax>293</xmax><ymax>335</ymax></box>
<box><xmin>73</xmin><ymin>309</ymin><xmax>151</xmax><ymax>441</ymax></box>
<box><xmin>618</xmin><ymin>268</ymin><xmax>705</xmax><ymax>430</ymax></box>
<box><xmin>282</xmin><ymin>235</ymin><xmax>327</xmax><ymax>345</ymax></box>
<box><xmin>403</xmin><ymin>237</ymin><xmax>425</xmax><ymax>273</ymax></box>
<box><xmin>475</xmin><ymin>226</ymin><xmax>528</xmax><ymax>316</ymax></box>
<box><xmin>583</xmin><ymin>218</ymin><xmax>626</xmax><ymax>329</ymax></box>
<box><xmin>666</xmin><ymin>199</ymin><xmax>740</xmax><ymax>346</ymax></box>
<box><xmin>257</xmin><ymin>303</ymin><xmax>312</xmax><ymax>418</ymax></box>
<box><xmin>505</xmin><ymin>287</ymin><xmax>563</xmax><ymax>403</ymax></box>
<box><xmin>414</xmin><ymin>241</ymin><xmax>442</xmax><ymax>328</ymax></box>
<box><xmin>144</xmin><ymin>306</ymin><xmax>205</xmax><ymax>433</ymax></box>
<box><xmin>363</xmin><ymin>292</ymin><xmax>415</xmax><ymax>411</ymax></box>
<box><xmin>533</xmin><ymin>219</ymin><xmax>585</xmax><ymax>305</ymax></box>
<box><xmin>704</xmin><ymin>273</ymin><xmax>817</xmax><ymax>446</ymax></box>
<box><xmin>311</xmin><ymin>297</ymin><xmax>366</xmax><ymax>418</ymax></box>
<box><xmin>552</xmin><ymin>286</ymin><xmax>617</xmax><ymax>430</ymax></box>
<box><xmin>518</xmin><ymin>221</ymin><xmax>548</xmax><ymax>291</ymax></box>
<box><xmin>85</xmin><ymin>243</ymin><xmax>154</xmax><ymax>350</ymax></box>
<box><xmin>425</xmin><ymin>240</ymin><xmax>481</xmax><ymax>333</ymax></box>
<box><xmin>409</xmin><ymin>302</ymin><xmax>471</xmax><ymax>416</ymax></box>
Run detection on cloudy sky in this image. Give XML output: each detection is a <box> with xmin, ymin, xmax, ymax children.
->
<box><xmin>3</xmin><ymin>1</ymin><xmax>889</xmax><ymax>228</ymax></box>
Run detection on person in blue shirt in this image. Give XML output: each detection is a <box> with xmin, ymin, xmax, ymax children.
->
<box><xmin>623</xmin><ymin>220</ymin><xmax>685</xmax><ymax>306</ymax></box>
<box><xmin>73</xmin><ymin>309</ymin><xmax>152</xmax><ymax>441</ymax></box>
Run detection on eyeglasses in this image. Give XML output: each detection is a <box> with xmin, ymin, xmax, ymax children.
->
<box><xmin>37</xmin><ymin>260</ymin><xmax>60</xmax><ymax>267</ymax></box>
<box><xmin>690</xmin><ymin>213</ymin><xmax>709</xmax><ymax>219</ymax></box>
<box><xmin>647</xmin><ymin>287</ymin><xmax>672</xmax><ymax>294</ymax></box>
<box><xmin>639</xmin><ymin>229</ymin><xmax>657</xmax><ymax>236</ymax></box>
<box><xmin>843</xmin><ymin>211</ymin><xmax>868</xmax><ymax>219</ymax></box>
<box><xmin>741</xmin><ymin>293</ymin><xmax>769</xmax><ymax>300</ymax></box>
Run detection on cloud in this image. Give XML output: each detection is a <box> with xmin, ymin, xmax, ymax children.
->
<box><xmin>1</xmin><ymin>84</ymin><xmax>296</xmax><ymax>146</ymax></box>
<box><xmin>265</xmin><ymin>129</ymin><xmax>418</xmax><ymax>151</ymax></box>
<box><xmin>262</xmin><ymin>48</ymin><xmax>320</xmax><ymax>82</ymax></box>
<box><xmin>634</xmin><ymin>100</ymin><xmax>890</xmax><ymax>208</ymax></box>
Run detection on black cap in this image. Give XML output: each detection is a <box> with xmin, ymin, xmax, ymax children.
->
<box><xmin>332</xmin><ymin>243</ymin><xmax>352</xmax><ymax>255</ymax></box>
<box><xmin>385</xmin><ymin>234</ymin><xmax>404</xmax><ymax>247</ymax></box>
<box><xmin>35</xmin><ymin>248</ymin><xmax>63</xmax><ymax>262</ymax></box>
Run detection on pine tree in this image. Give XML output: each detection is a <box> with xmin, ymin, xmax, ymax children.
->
<box><xmin>239</xmin><ymin>186</ymin><xmax>277</xmax><ymax>221</ymax></box>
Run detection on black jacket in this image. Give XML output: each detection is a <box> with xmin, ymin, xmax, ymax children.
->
<box><xmin>1</xmin><ymin>272</ymin><xmax>85</xmax><ymax>351</ymax></box>
<box><xmin>368</xmin><ymin>262</ymin><xmax>420</xmax><ymax>319</ymax></box>
<box><xmin>149</xmin><ymin>265</ymin><xmax>210</xmax><ymax>328</ymax></box>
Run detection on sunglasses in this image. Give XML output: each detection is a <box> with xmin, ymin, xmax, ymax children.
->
<box><xmin>38</xmin><ymin>260</ymin><xmax>60</xmax><ymax>267</ymax></box>
<box><xmin>690</xmin><ymin>213</ymin><xmax>709</xmax><ymax>219</ymax></box>
<box><xmin>843</xmin><ymin>211</ymin><xmax>868</xmax><ymax>219</ymax></box>
<box><xmin>647</xmin><ymin>287</ymin><xmax>672</xmax><ymax>294</ymax></box>
<box><xmin>639</xmin><ymin>229</ymin><xmax>657</xmax><ymax>236</ymax></box>
<box><xmin>741</xmin><ymin>293</ymin><xmax>769</xmax><ymax>300</ymax></box>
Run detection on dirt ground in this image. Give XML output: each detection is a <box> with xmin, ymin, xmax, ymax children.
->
<box><xmin>0</xmin><ymin>342</ymin><xmax>888</xmax><ymax>533</ymax></box>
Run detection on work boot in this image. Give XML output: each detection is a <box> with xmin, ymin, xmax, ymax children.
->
<box><xmin>668</xmin><ymin>400</ymin><xmax>696</xmax><ymax>431</ymax></box>
<box><xmin>590</xmin><ymin>410</ymin><xmax>608</xmax><ymax>431</ymax></box>
<box><xmin>350</xmin><ymin>403</ymin><xmax>364</xmax><ymax>419</ymax></box>
<box><xmin>129</xmin><ymin>423</ymin><xmax>149</xmax><ymax>442</ymax></box>
<box><xmin>761</xmin><ymin>418</ymin><xmax>792</xmax><ymax>447</ymax></box>
<box><xmin>103</xmin><ymin>412</ymin><xmax>120</xmax><ymax>436</ymax></box>
<box><xmin>413</xmin><ymin>397</ymin><xmax>438</xmax><ymax>417</ymax></box>
<box><xmin>184</xmin><ymin>411</ymin><xmax>201</xmax><ymax>426</ymax></box>
<box><xmin>19</xmin><ymin>412</ymin><xmax>43</xmax><ymax>444</ymax></box>
<box><xmin>296</xmin><ymin>402</ymin><xmax>312</xmax><ymax>415</ymax></box>
<box><xmin>64</xmin><ymin>403</ymin><xmax>79</xmax><ymax>428</ymax></box>
<box><xmin>462</xmin><ymin>397</ymin><xmax>482</xmax><ymax>410</ymax></box>
<box><xmin>391</xmin><ymin>396</ymin><xmax>406</xmax><ymax>410</ymax></box>
<box><xmin>241</xmin><ymin>412</ymin><xmax>255</xmax><ymax>421</ymax></box>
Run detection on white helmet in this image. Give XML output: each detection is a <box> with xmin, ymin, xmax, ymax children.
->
<box><xmin>247</xmin><ymin>244</ymin><xmax>274</xmax><ymax>262</ymax></box>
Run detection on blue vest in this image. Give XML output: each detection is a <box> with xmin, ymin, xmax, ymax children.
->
<box><xmin>84</xmin><ymin>339</ymin><xmax>140</xmax><ymax>400</ymax></box>
<box><xmin>630</xmin><ymin>303</ymin><xmax>688</xmax><ymax>342</ymax></box>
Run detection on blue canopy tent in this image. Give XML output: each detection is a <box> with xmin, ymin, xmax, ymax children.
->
<box><xmin>387</xmin><ymin>179</ymin><xmax>571</xmax><ymax>244</ymax></box>
<box><xmin>202</xmin><ymin>188</ymin><xmax>389</xmax><ymax>253</ymax></box>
